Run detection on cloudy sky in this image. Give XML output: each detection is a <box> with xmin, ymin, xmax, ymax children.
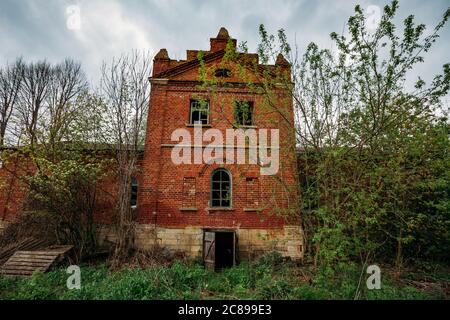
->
<box><xmin>0</xmin><ymin>0</ymin><xmax>449</xmax><ymax>86</ymax></box>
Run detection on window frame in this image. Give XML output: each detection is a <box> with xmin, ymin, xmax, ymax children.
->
<box><xmin>189</xmin><ymin>99</ymin><xmax>210</xmax><ymax>125</ymax></box>
<box><xmin>210</xmin><ymin>168</ymin><xmax>232</xmax><ymax>208</ymax></box>
<box><xmin>233</xmin><ymin>100</ymin><xmax>254</xmax><ymax>126</ymax></box>
<box><xmin>130</xmin><ymin>176</ymin><xmax>138</xmax><ymax>208</ymax></box>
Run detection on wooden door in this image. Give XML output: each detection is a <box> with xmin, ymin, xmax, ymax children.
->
<box><xmin>203</xmin><ymin>231</ymin><xmax>215</xmax><ymax>270</ymax></box>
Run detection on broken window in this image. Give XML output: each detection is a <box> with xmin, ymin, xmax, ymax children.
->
<box><xmin>130</xmin><ymin>176</ymin><xmax>138</xmax><ymax>208</ymax></box>
<box><xmin>233</xmin><ymin>100</ymin><xmax>254</xmax><ymax>126</ymax></box>
<box><xmin>189</xmin><ymin>99</ymin><xmax>209</xmax><ymax>125</ymax></box>
<box><xmin>210</xmin><ymin>169</ymin><xmax>231</xmax><ymax>208</ymax></box>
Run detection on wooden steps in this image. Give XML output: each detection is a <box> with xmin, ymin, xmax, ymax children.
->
<box><xmin>0</xmin><ymin>245</ymin><xmax>73</xmax><ymax>277</ymax></box>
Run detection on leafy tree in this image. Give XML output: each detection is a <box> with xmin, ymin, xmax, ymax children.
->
<box><xmin>0</xmin><ymin>58</ymin><xmax>24</xmax><ymax>146</ymax></box>
<box><xmin>232</xmin><ymin>0</ymin><xmax>450</xmax><ymax>267</ymax></box>
<box><xmin>0</xmin><ymin>59</ymin><xmax>100</xmax><ymax>261</ymax></box>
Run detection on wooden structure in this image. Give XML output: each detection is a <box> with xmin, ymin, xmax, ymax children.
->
<box><xmin>0</xmin><ymin>245</ymin><xmax>73</xmax><ymax>277</ymax></box>
<box><xmin>0</xmin><ymin>237</ymin><xmax>47</xmax><ymax>265</ymax></box>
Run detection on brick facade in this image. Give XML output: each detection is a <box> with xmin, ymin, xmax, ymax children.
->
<box><xmin>0</xmin><ymin>28</ymin><xmax>304</xmax><ymax>262</ymax></box>
<box><xmin>135</xmin><ymin>28</ymin><xmax>303</xmax><ymax>260</ymax></box>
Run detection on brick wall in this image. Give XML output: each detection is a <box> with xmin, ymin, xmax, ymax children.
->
<box><xmin>138</xmin><ymin>28</ymin><xmax>300</xmax><ymax>233</ymax></box>
<box><xmin>0</xmin><ymin>151</ymin><xmax>127</xmax><ymax>225</ymax></box>
<box><xmin>0</xmin><ymin>152</ymin><xmax>34</xmax><ymax>222</ymax></box>
<box><xmin>0</xmin><ymin>28</ymin><xmax>304</xmax><ymax>261</ymax></box>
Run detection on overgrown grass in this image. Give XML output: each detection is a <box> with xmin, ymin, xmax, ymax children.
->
<box><xmin>0</xmin><ymin>253</ymin><xmax>447</xmax><ymax>300</ymax></box>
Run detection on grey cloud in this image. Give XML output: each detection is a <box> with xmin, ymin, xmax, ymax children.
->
<box><xmin>0</xmin><ymin>0</ymin><xmax>448</xmax><ymax>87</ymax></box>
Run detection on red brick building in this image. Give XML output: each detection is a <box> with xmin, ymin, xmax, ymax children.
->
<box><xmin>0</xmin><ymin>28</ymin><xmax>303</xmax><ymax>267</ymax></box>
<box><xmin>131</xmin><ymin>28</ymin><xmax>303</xmax><ymax>267</ymax></box>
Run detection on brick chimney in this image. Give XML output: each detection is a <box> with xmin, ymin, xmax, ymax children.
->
<box><xmin>153</xmin><ymin>48</ymin><xmax>171</xmax><ymax>76</ymax></box>
<box><xmin>210</xmin><ymin>27</ymin><xmax>236</xmax><ymax>52</ymax></box>
<box><xmin>275</xmin><ymin>53</ymin><xmax>290</xmax><ymax>67</ymax></box>
<box><xmin>275</xmin><ymin>53</ymin><xmax>291</xmax><ymax>75</ymax></box>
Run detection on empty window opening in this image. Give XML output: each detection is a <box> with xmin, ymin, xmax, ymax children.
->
<box><xmin>130</xmin><ymin>176</ymin><xmax>138</xmax><ymax>208</ymax></box>
<box><xmin>210</xmin><ymin>169</ymin><xmax>232</xmax><ymax>208</ymax></box>
<box><xmin>233</xmin><ymin>101</ymin><xmax>254</xmax><ymax>126</ymax></box>
<box><xmin>215</xmin><ymin>68</ymin><xmax>231</xmax><ymax>78</ymax></box>
<box><xmin>190</xmin><ymin>99</ymin><xmax>209</xmax><ymax>125</ymax></box>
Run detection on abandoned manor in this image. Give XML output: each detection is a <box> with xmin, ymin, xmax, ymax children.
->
<box><xmin>0</xmin><ymin>28</ymin><xmax>304</xmax><ymax>269</ymax></box>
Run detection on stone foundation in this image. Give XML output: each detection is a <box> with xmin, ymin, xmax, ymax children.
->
<box><xmin>97</xmin><ymin>224</ymin><xmax>304</xmax><ymax>261</ymax></box>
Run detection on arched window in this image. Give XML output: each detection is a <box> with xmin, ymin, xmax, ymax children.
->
<box><xmin>210</xmin><ymin>169</ymin><xmax>232</xmax><ymax>207</ymax></box>
<box><xmin>130</xmin><ymin>177</ymin><xmax>138</xmax><ymax>208</ymax></box>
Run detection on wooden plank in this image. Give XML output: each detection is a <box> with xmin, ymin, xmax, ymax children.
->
<box><xmin>1</xmin><ymin>245</ymin><xmax>73</xmax><ymax>277</ymax></box>
<box><xmin>4</xmin><ymin>257</ymin><xmax>55</xmax><ymax>263</ymax></box>
<box><xmin>203</xmin><ymin>231</ymin><xmax>216</xmax><ymax>270</ymax></box>
<box><xmin>12</xmin><ymin>253</ymin><xmax>58</xmax><ymax>260</ymax></box>
<box><xmin>1</xmin><ymin>270</ymin><xmax>35</xmax><ymax>276</ymax></box>
<box><xmin>2</xmin><ymin>273</ymin><xmax>34</xmax><ymax>277</ymax></box>
<box><xmin>3</xmin><ymin>267</ymin><xmax>48</xmax><ymax>273</ymax></box>
<box><xmin>5</xmin><ymin>261</ymin><xmax>54</xmax><ymax>267</ymax></box>
<box><xmin>14</xmin><ymin>251</ymin><xmax>61</xmax><ymax>256</ymax></box>
<box><xmin>14</xmin><ymin>252</ymin><xmax>62</xmax><ymax>258</ymax></box>
<box><xmin>2</xmin><ymin>266</ymin><xmax>45</xmax><ymax>271</ymax></box>
<box><xmin>0</xmin><ymin>237</ymin><xmax>46</xmax><ymax>263</ymax></box>
<box><xmin>4</xmin><ymin>262</ymin><xmax>50</xmax><ymax>269</ymax></box>
<box><xmin>8</xmin><ymin>256</ymin><xmax>54</xmax><ymax>261</ymax></box>
<box><xmin>1</xmin><ymin>265</ymin><xmax>46</xmax><ymax>272</ymax></box>
<box><xmin>10</xmin><ymin>257</ymin><xmax>55</xmax><ymax>263</ymax></box>
<box><xmin>8</xmin><ymin>258</ymin><xmax>56</xmax><ymax>264</ymax></box>
<box><xmin>12</xmin><ymin>252</ymin><xmax>57</xmax><ymax>258</ymax></box>
<box><xmin>51</xmin><ymin>249</ymin><xmax>72</xmax><ymax>255</ymax></box>
<box><xmin>3</xmin><ymin>261</ymin><xmax>50</xmax><ymax>267</ymax></box>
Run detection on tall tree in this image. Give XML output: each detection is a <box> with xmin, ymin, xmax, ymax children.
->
<box><xmin>43</xmin><ymin>59</ymin><xmax>89</xmax><ymax>160</ymax></box>
<box><xmin>99</xmin><ymin>50</ymin><xmax>151</xmax><ymax>264</ymax></box>
<box><xmin>0</xmin><ymin>58</ymin><xmax>98</xmax><ymax>261</ymax></box>
<box><xmin>247</xmin><ymin>0</ymin><xmax>450</xmax><ymax>268</ymax></box>
<box><xmin>16</xmin><ymin>61</ymin><xmax>52</xmax><ymax>147</ymax></box>
<box><xmin>0</xmin><ymin>58</ymin><xmax>24</xmax><ymax>146</ymax></box>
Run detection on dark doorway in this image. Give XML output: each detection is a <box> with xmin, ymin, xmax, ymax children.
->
<box><xmin>215</xmin><ymin>232</ymin><xmax>234</xmax><ymax>270</ymax></box>
<box><xmin>203</xmin><ymin>230</ymin><xmax>236</xmax><ymax>271</ymax></box>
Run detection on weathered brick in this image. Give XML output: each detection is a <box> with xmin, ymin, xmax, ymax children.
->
<box><xmin>0</xmin><ymin>28</ymin><xmax>304</xmax><ymax>261</ymax></box>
